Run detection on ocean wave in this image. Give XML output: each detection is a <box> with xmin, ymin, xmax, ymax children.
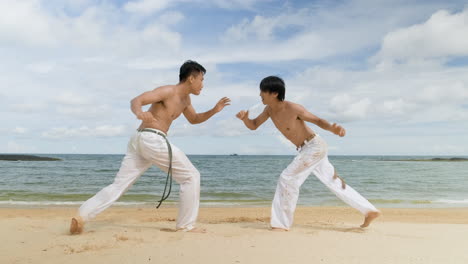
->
<box><xmin>0</xmin><ymin>199</ymin><xmax>269</xmax><ymax>207</ymax></box>
<box><xmin>433</xmin><ymin>199</ymin><xmax>468</xmax><ymax>204</ymax></box>
<box><xmin>368</xmin><ymin>199</ymin><xmax>432</xmax><ymax>204</ymax></box>
<box><xmin>0</xmin><ymin>200</ymin><xmax>150</xmax><ymax>206</ymax></box>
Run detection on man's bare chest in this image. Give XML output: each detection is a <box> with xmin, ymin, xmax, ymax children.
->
<box><xmin>270</xmin><ymin>112</ymin><xmax>299</xmax><ymax>131</ymax></box>
<box><xmin>152</xmin><ymin>97</ymin><xmax>189</xmax><ymax>119</ymax></box>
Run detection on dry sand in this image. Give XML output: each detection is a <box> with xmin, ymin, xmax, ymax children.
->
<box><xmin>1</xmin><ymin>206</ymin><xmax>467</xmax><ymax>264</ymax></box>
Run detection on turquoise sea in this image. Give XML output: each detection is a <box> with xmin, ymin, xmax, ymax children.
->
<box><xmin>1</xmin><ymin>154</ymin><xmax>467</xmax><ymax>208</ymax></box>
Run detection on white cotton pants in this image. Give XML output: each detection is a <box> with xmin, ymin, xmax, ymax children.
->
<box><xmin>271</xmin><ymin>135</ymin><xmax>379</xmax><ymax>229</ymax></box>
<box><xmin>78</xmin><ymin>129</ymin><xmax>200</xmax><ymax>230</ymax></box>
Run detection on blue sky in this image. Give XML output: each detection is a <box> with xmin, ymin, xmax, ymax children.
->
<box><xmin>1</xmin><ymin>0</ymin><xmax>468</xmax><ymax>155</ymax></box>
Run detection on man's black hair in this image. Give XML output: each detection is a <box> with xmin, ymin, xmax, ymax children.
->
<box><xmin>260</xmin><ymin>76</ymin><xmax>285</xmax><ymax>101</ymax></box>
<box><xmin>179</xmin><ymin>60</ymin><xmax>206</xmax><ymax>82</ymax></box>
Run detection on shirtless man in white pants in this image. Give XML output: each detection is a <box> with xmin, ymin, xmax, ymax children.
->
<box><xmin>236</xmin><ymin>76</ymin><xmax>380</xmax><ymax>230</ymax></box>
<box><xmin>70</xmin><ymin>60</ymin><xmax>230</xmax><ymax>234</ymax></box>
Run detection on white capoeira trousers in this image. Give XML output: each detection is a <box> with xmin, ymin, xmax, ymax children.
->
<box><xmin>271</xmin><ymin>135</ymin><xmax>379</xmax><ymax>229</ymax></box>
<box><xmin>78</xmin><ymin>129</ymin><xmax>200</xmax><ymax>231</ymax></box>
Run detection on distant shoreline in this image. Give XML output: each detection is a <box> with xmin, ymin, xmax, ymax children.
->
<box><xmin>1</xmin><ymin>153</ymin><xmax>466</xmax><ymax>157</ymax></box>
<box><xmin>0</xmin><ymin>154</ymin><xmax>61</xmax><ymax>161</ymax></box>
<box><xmin>381</xmin><ymin>157</ymin><xmax>468</xmax><ymax>162</ymax></box>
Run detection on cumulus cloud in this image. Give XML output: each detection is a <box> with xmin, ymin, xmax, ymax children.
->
<box><xmin>13</xmin><ymin>127</ymin><xmax>27</xmax><ymax>134</ymax></box>
<box><xmin>49</xmin><ymin>92</ymin><xmax>116</xmax><ymax>120</ymax></box>
<box><xmin>9</xmin><ymin>103</ymin><xmax>47</xmax><ymax>113</ymax></box>
<box><xmin>25</xmin><ymin>61</ymin><xmax>56</xmax><ymax>74</ymax></box>
<box><xmin>124</xmin><ymin>0</ymin><xmax>268</xmax><ymax>15</ymax></box>
<box><xmin>41</xmin><ymin>125</ymin><xmax>128</xmax><ymax>139</ymax></box>
<box><xmin>2</xmin><ymin>1</ymin><xmax>468</xmax><ymax>154</ymax></box>
<box><xmin>328</xmin><ymin>94</ymin><xmax>372</xmax><ymax>122</ymax></box>
<box><xmin>124</xmin><ymin>0</ymin><xmax>173</xmax><ymax>15</ymax></box>
<box><xmin>170</xmin><ymin>118</ymin><xmax>250</xmax><ymax>137</ymax></box>
<box><xmin>158</xmin><ymin>11</ymin><xmax>185</xmax><ymax>25</ymax></box>
<box><xmin>5</xmin><ymin>141</ymin><xmax>37</xmax><ymax>153</ymax></box>
<box><xmin>53</xmin><ymin>92</ymin><xmax>92</xmax><ymax>106</ymax></box>
<box><xmin>0</xmin><ymin>0</ymin><xmax>59</xmax><ymax>46</ymax></box>
<box><xmin>0</xmin><ymin>0</ymin><xmax>183</xmax><ymax>57</ymax></box>
<box><xmin>210</xmin><ymin>0</ymin><xmax>272</xmax><ymax>10</ymax></box>
<box><xmin>221</xmin><ymin>10</ymin><xmax>308</xmax><ymax>43</ymax></box>
<box><xmin>375</xmin><ymin>8</ymin><xmax>468</xmax><ymax>64</ymax></box>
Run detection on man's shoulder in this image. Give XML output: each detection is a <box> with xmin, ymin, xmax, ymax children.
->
<box><xmin>285</xmin><ymin>101</ymin><xmax>303</xmax><ymax>110</ymax></box>
<box><xmin>286</xmin><ymin>101</ymin><xmax>313</xmax><ymax>116</ymax></box>
<box><xmin>154</xmin><ymin>84</ymin><xmax>176</xmax><ymax>91</ymax></box>
<box><xmin>152</xmin><ymin>85</ymin><xmax>176</xmax><ymax>96</ymax></box>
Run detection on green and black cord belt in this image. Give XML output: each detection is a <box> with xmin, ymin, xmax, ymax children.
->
<box><xmin>138</xmin><ymin>128</ymin><xmax>172</xmax><ymax>208</ymax></box>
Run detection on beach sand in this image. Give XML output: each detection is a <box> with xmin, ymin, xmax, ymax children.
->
<box><xmin>1</xmin><ymin>206</ymin><xmax>467</xmax><ymax>264</ymax></box>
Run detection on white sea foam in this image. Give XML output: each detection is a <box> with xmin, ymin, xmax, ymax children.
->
<box><xmin>433</xmin><ymin>199</ymin><xmax>468</xmax><ymax>204</ymax></box>
<box><xmin>0</xmin><ymin>200</ymin><xmax>149</xmax><ymax>206</ymax></box>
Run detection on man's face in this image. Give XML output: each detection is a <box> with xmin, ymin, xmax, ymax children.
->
<box><xmin>259</xmin><ymin>90</ymin><xmax>277</xmax><ymax>105</ymax></box>
<box><xmin>190</xmin><ymin>72</ymin><xmax>204</xmax><ymax>95</ymax></box>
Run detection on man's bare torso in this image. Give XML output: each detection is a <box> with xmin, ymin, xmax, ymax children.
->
<box><xmin>268</xmin><ymin>101</ymin><xmax>315</xmax><ymax>147</ymax></box>
<box><xmin>138</xmin><ymin>85</ymin><xmax>190</xmax><ymax>133</ymax></box>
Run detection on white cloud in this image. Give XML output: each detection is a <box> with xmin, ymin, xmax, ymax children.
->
<box><xmin>415</xmin><ymin>81</ymin><xmax>468</xmax><ymax>105</ymax></box>
<box><xmin>26</xmin><ymin>61</ymin><xmax>56</xmax><ymax>74</ymax></box>
<box><xmin>41</xmin><ymin>125</ymin><xmax>128</xmax><ymax>139</ymax></box>
<box><xmin>123</xmin><ymin>0</ymin><xmax>270</xmax><ymax>15</ymax></box>
<box><xmin>170</xmin><ymin>119</ymin><xmax>247</xmax><ymax>137</ymax></box>
<box><xmin>0</xmin><ymin>0</ymin><xmax>59</xmax><ymax>46</ymax></box>
<box><xmin>140</xmin><ymin>22</ymin><xmax>182</xmax><ymax>49</ymax></box>
<box><xmin>9</xmin><ymin>103</ymin><xmax>47</xmax><ymax>112</ymax></box>
<box><xmin>50</xmin><ymin>92</ymin><xmax>117</xmax><ymax>120</ymax></box>
<box><xmin>329</xmin><ymin>94</ymin><xmax>372</xmax><ymax>122</ymax></box>
<box><xmin>375</xmin><ymin>9</ymin><xmax>468</xmax><ymax>63</ymax></box>
<box><xmin>431</xmin><ymin>144</ymin><xmax>466</xmax><ymax>155</ymax></box>
<box><xmin>0</xmin><ymin>0</ymin><xmax>183</xmax><ymax>57</ymax></box>
<box><xmin>158</xmin><ymin>11</ymin><xmax>185</xmax><ymax>25</ymax></box>
<box><xmin>381</xmin><ymin>99</ymin><xmax>410</xmax><ymax>115</ymax></box>
<box><xmin>54</xmin><ymin>92</ymin><xmax>92</xmax><ymax>106</ymax></box>
<box><xmin>56</xmin><ymin>105</ymin><xmax>113</xmax><ymax>119</ymax></box>
<box><xmin>13</xmin><ymin>127</ymin><xmax>27</xmax><ymax>134</ymax></box>
<box><xmin>6</xmin><ymin>141</ymin><xmax>36</xmax><ymax>153</ymax></box>
<box><xmin>1</xmin><ymin>1</ymin><xmax>468</xmax><ymax>155</ymax></box>
<box><xmin>124</xmin><ymin>0</ymin><xmax>172</xmax><ymax>15</ymax></box>
<box><xmin>210</xmin><ymin>0</ymin><xmax>270</xmax><ymax>10</ymax></box>
<box><xmin>221</xmin><ymin>11</ymin><xmax>307</xmax><ymax>43</ymax></box>
<box><xmin>210</xmin><ymin>1</ymin><xmax>450</xmax><ymax>66</ymax></box>
<box><xmin>214</xmin><ymin>118</ymin><xmax>253</xmax><ymax>137</ymax></box>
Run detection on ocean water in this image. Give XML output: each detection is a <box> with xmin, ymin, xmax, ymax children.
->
<box><xmin>1</xmin><ymin>154</ymin><xmax>467</xmax><ymax>208</ymax></box>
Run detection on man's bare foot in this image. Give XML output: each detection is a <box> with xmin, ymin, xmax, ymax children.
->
<box><xmin>177</xmin><ymin>227</ymin><xmax>206</xmax><ymax>233</ymax></box>
<box><xmin>69</xmin><ymin>217</ymin><xmax>84</xmax><ymax>235</ymax></box>
<box><xmin>270</xmin><ymin>227</ymin><xmax>289</xmax><ymax>232</ymax></box>
<box><xmin>360</xmin><ymin>211</ymin><xmax>381</xmax><ymax>228</ymax></box>
<box><xmin>188</xmin><ymin>227</ymin><xmax>206</xmax><ymax>233</ymax></box>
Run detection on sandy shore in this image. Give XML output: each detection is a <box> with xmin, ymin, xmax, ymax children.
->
<box><xmin>1</xmin><ymin>206</ymin><xmax>468</xmax><ymax>264</ymax></box>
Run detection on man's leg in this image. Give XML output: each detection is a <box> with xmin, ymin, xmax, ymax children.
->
<box><xmin>78</xmin><ymin>153</ymin><xmax>151</xmax><ymax>221</ymax></box>
<box><xmin>71</xmin><ymin>134</ymin><xmax>152</xmax><ymax>234</ymax></box>
<box><xmin>312</xmin><ymin>156</ymin><xmax>380</xmax><ymax>227</ymax></box>
<box><xmin>139</xmin><ymin>137</ymin><xmax>201</xmax><ymax>232</ymax></box>
<box><xmin>167</xmin><ymin>146</ymin><xmax>201</xmax><ymax>231</ymax></box>
<box><xmin>270</xmin><ymin>154</ymin><xmax>319</xmax><ymax>230</ymax></box>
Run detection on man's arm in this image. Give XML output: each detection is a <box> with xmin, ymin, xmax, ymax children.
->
<box><xmin>183</xmin><ymin>97</ymin><xmax>231</xmax><ymax>124</ymax></box>
<box><xmin>130</xmin><ymin>86</ymin><xmax>171</xmax><ymax>122</ymax></box>
<box><xmin>236</xmin><ymin>106</ymin><xmax>270</xmax><ymax>130</ymax></box>
<box><xmin>296</xmin><ymin>104</ymin><xmax>346</xmax><ymax>137</ymax></box>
